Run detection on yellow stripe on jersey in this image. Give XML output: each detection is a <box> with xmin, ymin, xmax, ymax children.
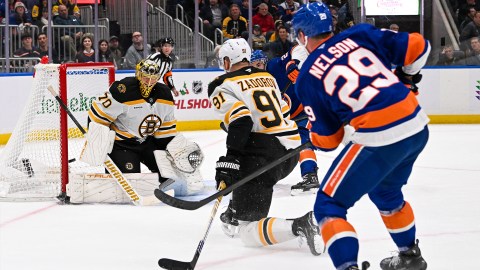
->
<box><xmin>224</xmin><ymin>101</ymin><xmax>248</xmax><ymax>125</ymax></box>
<box><xmin>111</xmin><ymin>124</ymin><xmax>135</xmax><ymax>138</ymax></box>
<box><xmin>229</xmin><ymin>109</ymin><xmax>251</xmax><ymax>123</ymax></box>
<box><xmin>92</xmin><ymin>102</ymin><xmax>116</xmax><ymax>122</ymax></box>
<box><xmin>88</xmin><ymin>109</ymin><xmax>110</xmax><ymax>126</ymax></box>
<box><xmin>161</xmin><ymin>119</ymin><xmax>177</xmax><ymax>128</ymax></box>
<box><xmin>155</xmin><ymin>99</ymin><xmax>174</xmax><ymax>106</ymax></box>
<box><xmin>154</xmin><ymin>129</ymin><xmax>177</xmax><ymax>137</ymax></box>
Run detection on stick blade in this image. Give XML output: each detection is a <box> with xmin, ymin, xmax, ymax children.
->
<box><xmin>158</xmin><ymin>258</ymin><xmax>193</xmax><ymax>270</ymax></box>
<box><xmin>154</xmin><ymin>189</ymin><xmax>203</xmax><ymax>210</ymax></box>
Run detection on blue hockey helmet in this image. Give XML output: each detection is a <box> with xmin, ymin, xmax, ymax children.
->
<box><xmin>292</xmin><ymin>2</ymin><xmax>333</xmax><ymax>37</ymax></box>
<box><xmin>251</xmin><ymin>50</ymin><xmax>268</xmax><ymax>64</ymax></box>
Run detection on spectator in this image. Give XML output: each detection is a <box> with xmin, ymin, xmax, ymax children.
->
<box><xmin>123</xmin><ymin>31</ymin><xmax>151</xmax><ymax>69</ymax></box>
<box><xmin>204</xmin><ymin>44</ymin><xmax>222</xmax><ymax>68</ymax></box>
<box><xmin>37</xmin><ymin>32</ymin><xmax>60</xmax><ymax>63</ymax></box>
<box><xmin>460</xmin><ymin>7</ymin><xmax>477</xmax><ymax>30</ymax></box>
<box><xmin>9</xmin><ymin>2</ymin><xmax>32</xmax><ymax>26</ymax></box>
<box><xmin>252</xmin><ymin>24</ymin><xmax>267</xmax><ymax>50</ymax></box>
<box><xmin>460</xmin><ymin>11</ymin><xmax>480</xmax><ymax>50</ymax></box>
<box><xmin>457</xmin><ymin>0</ymin><xmax>480</xmax><ymax>29</ymax></box>
<box><xmin>221</xmin><ymin>4</ymin><xmax>248</xmax><ymax>39</ymax></box>
<box><xmin>22</xmin><ymin>0</ymin><xmax>41</xmax><ymax>22</ymax></box>
<box><xmin>13</xmin><ymin>32</ymin><xmax>40</xmax><ymax>58</ymax></box>
<box><xmin>52</xmin><ymin>0</ymin><xmax>79</xmax><ymax>17</ymax></box>
<box><xmin>389</xmin><ymin>23</ymin><xmax>399</xmax><ymax>31</ymax></box>
<box><xmin>268</xmin><ymin>19</ymin><xmax>284</xmax><ymax>41</ymax></box>
<box><xmin>278</xmin><ymin>0</ymin><xmax>300</xmax><ymax>24</ymax></box>
<box><xmin>239</xmin><ymin>0</ymin><xmax>250</xmax><ymax>20</ymax></box>
<box><xmin>436</xmin><ymin>44</ymin><xmax>466</xmax><ymax>65</ymax></box>
<box><xmin>109</xmin><ymin>36</ymin><xmax>124</xmax><ymax>68</ymax></box>
<box><xmin>98</xmin><ymin>39</ymin><xmax>114</xmax><ymax>64</ymax></box>
<box><xmin>75</xmin><ymin>35</ymin><xmax>95</xmax><ymax>63</ymax></box>
<box><xmin>53</xmin><ymin>4</ymin><xmax>84</xmax><ymax>61</ymax></box>
<box><xmin>466</xmin><ymin>36</ymin><xmax>480</xmax><ymax>65</ymax></box>
<box><xmin>259</xmin><ymin>0</ymin><xmax>280</xmax><ymax>21</ymax></box>
<box><xmin>34</xmin><ymin>7</ymin><xmax>52</xmax><ymax>29</ymax></box>
<box><xmin>253</xmin><ymin>3</ymin><xmax>275</xmax><ymax>35</ymax></box>
<box><xmin>267</xmin><ymin>25</ymin><xmax>292</xmax><ymax>58</ymax></box>
<box><xmin>199</xmin><ymin>0</ymin><xmax>228</xmax><ymax>41</ymax></box>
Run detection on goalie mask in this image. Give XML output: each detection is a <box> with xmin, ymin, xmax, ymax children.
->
<box><xmin>136</xmin><ymin>58</ymin><xmax>161</xmax><ymax>98</ymax></box>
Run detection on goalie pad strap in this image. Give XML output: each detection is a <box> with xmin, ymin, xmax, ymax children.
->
<box><xmin>79</xmin><ymin>121</ymin><xmax>115</xmax><ymax>166</ymax></box>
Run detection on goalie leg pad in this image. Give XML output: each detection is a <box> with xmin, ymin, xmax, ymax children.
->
<box><xmin>79</xmin><ymin>121</ymin><xmax>115</xmax><ymax>166</ymax></box>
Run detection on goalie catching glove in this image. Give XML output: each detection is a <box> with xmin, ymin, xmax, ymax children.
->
<box><xmin>79</xmin><ymin>121</ymin><xmax>115</xmax><ymax>166</ymax></box>
<box><xmin>215</xmin><ymin>155</ymin><xmax>241</xmax><ymax>191</ymax></box>
<box><xmin>154</xmin><ymin>134</ymin><xmax>205</xmax><ymax>196</ymax></box>
<box><xmin>395</xmin><ymin>66</ymin><xmax>423</xmax><ymax>95</ymax></box>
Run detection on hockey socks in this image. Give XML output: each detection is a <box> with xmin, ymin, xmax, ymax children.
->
<box><xmin>321</xmin><ymin>218</ymin><xmax>359</xmax><ymax>269</ymax></box>
<box><xmin>380</xmin><ymin>201</ymin><xmax>416</xmax><ymax>250</ymax></box>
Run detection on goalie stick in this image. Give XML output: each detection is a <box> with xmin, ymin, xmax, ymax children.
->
<box><xmin>47</xmin><ymin>85</ymin><xmax>160</xmax><ymax>206</ymax></box>
<box><xmin>154</xmin><ymin>141</ymin><xmax>311</xmax><ymax>210</ymax></box>
<box><xmin>158</xmin><ymin>182</ymin><xmax>226</xmax><ymax>270</ymax></box>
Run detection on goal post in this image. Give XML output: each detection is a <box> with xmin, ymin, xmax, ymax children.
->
<box><xmin>0</xmin><ymin>63</ymin><xmax>115</xmax><ymax>201</ymax></box>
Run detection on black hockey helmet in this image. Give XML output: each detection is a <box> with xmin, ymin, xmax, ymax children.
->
<box><xmin>160</xmin><ymin>37</ymin><xmax>175</xmax><ymax>46</ymax></box>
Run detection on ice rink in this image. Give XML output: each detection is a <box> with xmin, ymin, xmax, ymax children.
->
<box><xmin>1</xmin><ymin>125</ymin><xmax>479</xmax><ymax>270</ymax></box>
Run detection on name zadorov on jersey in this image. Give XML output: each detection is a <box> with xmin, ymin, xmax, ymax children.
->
<box><xmin>309</xmin><ymin>38</ymin><xmax>360</xmax><ymax>80</ymax></box>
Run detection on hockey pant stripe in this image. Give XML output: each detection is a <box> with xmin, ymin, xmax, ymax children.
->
<box><xmin>257</xmin><ymin>217</ymin><xmax>278</xmax><ymax>246</ymax></box>
<box><xmin>381</xmin><ymin>201</ymin><xmax>415</xmax><ymax>234</ymax></box>
<box><xmin>322</xmin><ymin>144</ymin><xmax>363</xmax><ymax>197</ymax></box>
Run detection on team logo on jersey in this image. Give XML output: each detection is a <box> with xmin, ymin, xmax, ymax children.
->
<box><xmin>125</xmin><ymin>162</ymin><xmax>134</xmax><ymax>171</ymax></box>
<box><xmin>117</xmin><ymin>84</ymin><xmax>127</xmax><ymax>93</ymax></box>
<box><xmin>138</xmin><ymin>114</ymin><xmax>162</xmax><ymax>137</ymax></box>
<box><xmin>192</xmin><ymin>81</ymin><xmax>203</xmax><ymax>94</ymax></box>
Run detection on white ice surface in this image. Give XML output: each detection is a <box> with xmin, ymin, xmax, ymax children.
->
<box><xmin>1</xmin><ymin>125</ymin><xmax>479</xmax><ymax>270</ymax></box>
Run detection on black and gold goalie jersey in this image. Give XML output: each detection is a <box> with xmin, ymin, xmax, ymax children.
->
<box><xmin>88</xmin><ymin>77</ymin><xmax>177</xmax><ymax>144</ymax></box>
<box><xmin>208</xmin><ymin>66</ymin><xmax>300</xmax><ymax>150</ymax></box>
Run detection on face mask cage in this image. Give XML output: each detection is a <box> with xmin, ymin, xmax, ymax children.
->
<box><xmin>137</xmin><ymin>61</ymin><xmax>161</xmax><ymax>97</ymax></box>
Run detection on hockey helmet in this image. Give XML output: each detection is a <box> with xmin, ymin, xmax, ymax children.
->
<box><xmin>218</xmin><ymin>38</ymin><xmax>251</xmax><ymax>71</ymax></box>
<box><xmin>292</xmin><ymin>2</ymin><xmax>333</xmax><ymax>38</ymax></box>
<box><xmin>160</xmin><ymin>37</ymin><xmax>175</xmax><ymax>46</ymax></box>
<box><xmin>250</xmin><ymin>50</ymin><xmax>268</xmax><ymax>69</ymax></box>
<box><xmin>136</xmin><ymin>56</ymin><xmax>161</xmax><ymax>98</ymax></box>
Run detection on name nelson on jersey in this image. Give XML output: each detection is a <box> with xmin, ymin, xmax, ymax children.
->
<box><xmin>237</xmin><ymin>76</ymin><xmax>276</xmax><ymax>91</ymax></box>
<box><xmin>309</xmin><ymin>38</ymin><xmax>359</xmax><ymax>80</ymax></box>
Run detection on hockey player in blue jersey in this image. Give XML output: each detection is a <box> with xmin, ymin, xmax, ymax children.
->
<box><xmin>251</xmin><ymin>49</ymin><xmax>321</xmax><ymax>195</ymax></box>
<box><xmin>292</xmin><ymin>3</ymin><xmax>430</xmax><ymax>270</ymax></box>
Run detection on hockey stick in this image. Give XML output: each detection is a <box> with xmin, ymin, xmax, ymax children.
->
<box><xmin>154</xmin><ymin>141</ymin><xmax>311</xmax><ymax>210</ymax></box>
<box><xmin>47</xmin><ymin>85</ymin><xmax>160</xmax><ymax>206</ymax></box>
<box><xmin>158</xmin><ymin>182</ymin><xmax>226</xmax><ymax>270</ymax></box>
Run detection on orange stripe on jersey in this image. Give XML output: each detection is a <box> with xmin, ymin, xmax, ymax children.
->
<box><xmin>350</xmin><ymin>91</ymin><xmax>419</xmax><ymax>129</ymax></box>
<box><xmin>404</xmin><ymin>33</ymin><xmax>426</xmax><ymax>66</ymax></box>
<box><xmin>123</xmin><ymin>99</ymin><xmax>147</xmax><ymax>106</ymax></box>
<box><xmin>291</xmin><ymin>104</ymin><xmax>304</xmax><ymax>119</ymax></box>
<box><xmin>323</xmin><ymin>144</ymin><xmax>362</xmax><ymax>196</ymax></box>
<box><xmin>300</xmin><ymin>149</ymin><xmax>317</xmax><ymax>163</ymax></box>
<box><xmin>381</xmin><ymin>202</ymin><xmax>415</xmax><ymax>233</ymax></box>
<box><xmin>155</xmin><ymin>99</ymin><xmax>174</xmax><ymax>106</ymax></box>
<box><xmin>92</xmin><ymin>102</ymin><xmax>116</xmax><ymax>122</ymax></box>
<box><xmin>321</xmin><ymin>218</ymin><xmax>357</xmax><ymax>249</ymax></box>
<box><xmin>163</xmin><ymin>71</ymin><xmax>172</xmax><ymax>85</ymax></box>
<box><xmin>310</xmin><ymin>127</ymin><xmax>344</xmax><ymax>150</ymax></box>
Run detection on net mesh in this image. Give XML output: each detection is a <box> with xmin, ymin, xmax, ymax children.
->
<box><xmin>0</xmin><ymin>63</ymin><xmax>113</xmax><ymax>201</ymax></box>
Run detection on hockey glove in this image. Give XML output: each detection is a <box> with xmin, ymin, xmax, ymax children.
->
<box><xmin>395</xmin><ymin>66</ymin><xmax>423</xmax><ymax>95</ymax></box>
<box><xmin>215</xmin><ymin>155</ymin><xmax>241</xmax><ymax>189</ymax></box>
<box><xmin>286</xmin><ymin>60</ymin><xmax>300</xmax><ymax>83</ymax></box>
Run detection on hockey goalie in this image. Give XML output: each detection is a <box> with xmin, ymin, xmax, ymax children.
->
<box><xmin>70</xmin><ymin>54</ymin><xmax>205</xmax><ymax>203</ymax></box>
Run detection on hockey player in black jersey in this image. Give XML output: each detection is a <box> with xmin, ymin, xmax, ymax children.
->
<box><xmin>207</xmin><ymin>38</ymin><xmax>324</xmax><ymax>256</ymax></box>
<box><xmin>80</xmin><ymin>54</ymin><xmax>205</xmax><ymax>196</ymax></box>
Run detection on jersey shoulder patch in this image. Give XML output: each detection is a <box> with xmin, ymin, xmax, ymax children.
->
<box><xmin>109</xmin><ymin>77</ymin><xmax>142</xmax><ymax>103</ymax></box>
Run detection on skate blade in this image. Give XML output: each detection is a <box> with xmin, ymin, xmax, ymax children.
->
<box><xmin>290</xmin><ymin>187</ymin><xmax>319</xmax><ymax>196</ymax></box>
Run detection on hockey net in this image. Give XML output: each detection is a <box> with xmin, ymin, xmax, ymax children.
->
<box><xmin>0</xmin><ymin>63</ymin><xmax>115</xmax><ymax>201</ymax></box>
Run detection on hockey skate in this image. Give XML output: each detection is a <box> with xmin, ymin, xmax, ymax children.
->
<box><xmin>292</xmin><ymin>211</ymin><xmax>324</xmax><ymax>256</ymax></box>
<box><xmin>219</xmin><ymin>200</ymin><xmax>239</xmax><ymax>238</ymax></box>
<box><xmin>291</xmin><ymin>171</ymin><xmax>320</xmax><ymax>196</ymax></box>
<box><xmin>380</xmin><ymin>239</ymin><xmax>427</xmax><ymax>270</ymax></box>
